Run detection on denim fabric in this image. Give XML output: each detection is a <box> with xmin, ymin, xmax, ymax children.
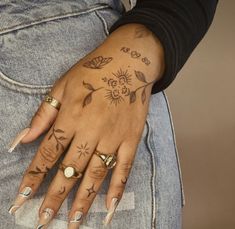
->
<box><xmin>0</xmin><ymin>1</ymin><xmax>184</xmax><ymax>228</ymax></box>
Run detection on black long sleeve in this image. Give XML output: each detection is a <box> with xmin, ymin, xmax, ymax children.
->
<box><xmin>109</xmin><ymin>0</ymin><xmax>218</xmax><ymax>94</ymax></box>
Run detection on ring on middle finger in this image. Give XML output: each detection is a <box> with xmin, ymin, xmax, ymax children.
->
<box><xmin>59</xmin><ymin>163</ymin><xmax>83</xmax><ymax>179</ymax></box>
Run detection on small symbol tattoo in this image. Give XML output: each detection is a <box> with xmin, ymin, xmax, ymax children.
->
<box><xmin>77</xmin><ymin>142</ymin><xmax>90</xmax><ymax>158</ymax></box>
<box><xmin>86</xmin><ymin>184</ymin><xmax>96</xmax><ymax>197</ymax></box>
<box><xmin>83</xmin><ymin>56</ymin><xmax>113</xmax><ymax>69</ymax></box>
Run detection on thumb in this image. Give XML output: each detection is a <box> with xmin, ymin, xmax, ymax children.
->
<box><xmin>8</xmin><ymin>77</ymin><xmax>66</xmax><ymax>152</ymax></box>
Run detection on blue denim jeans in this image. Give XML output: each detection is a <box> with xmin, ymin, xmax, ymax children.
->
<box><xmin>0</xmin><ymin>1</ymin><xmax>185</xmax><ymax>228</ymax></box>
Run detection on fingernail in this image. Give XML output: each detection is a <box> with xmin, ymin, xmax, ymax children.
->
<box><xmin>8</xmin><ymin>186</ymin><xmax>32</xmax><ymax>215</ymax></box>
<box><xmin>68</xmin><ymin>211</ymin><xmax>83</xmax><ymax>229</ymax></box>
<box><xmin>103</xmin><ymin>198</ymin><xmax>119</xmax><ymax>226</ymax></box>
<box><xmin>36</xmin><ymin>208</ymin><xmax>54</xmax><ymax>229</ymax></box>
<box><xmin>8</xmin><ymin>127</ymin><xmax>30</xmax><ymax>153</ymax></box>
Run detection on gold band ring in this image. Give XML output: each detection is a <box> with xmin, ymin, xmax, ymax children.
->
<box><xmin>94</xmin><ymin>150</ymin><xmax>117</xmax><ymax>169</ymax></box>
<box><xmin>44</xmin><ymin>94</ymin><xmax>61</xmax><ymax>110</ymax></box>
<box><xmin>59</xmin><ymin>163</ymin><xmax>83</xmax><ymax>179</ymax></box>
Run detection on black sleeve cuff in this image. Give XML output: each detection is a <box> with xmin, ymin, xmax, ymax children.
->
<box><xmin>109</xmin><ymin>0</ymin><xmax>218</xmax><ymax>94</ymax></box>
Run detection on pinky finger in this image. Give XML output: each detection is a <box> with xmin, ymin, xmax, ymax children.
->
<box><xmin>104</xmin><ymin>140</ymin><xmax>137</xmax><ymax>226</ymax></box>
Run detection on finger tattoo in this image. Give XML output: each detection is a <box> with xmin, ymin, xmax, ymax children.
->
<box><xmin>77</xmin><ymin>142</ymin><xmax>90</xmax><ymax>158</ymax></box>
<box><xmin>86</xmin><ymin>184</ymin><xmax>96</xmax><ymax>197</ymax></box>
<box><xmin>48</xmin><ymin>125</ymin><xmax>67</xmax><ymax>151</ymax></box>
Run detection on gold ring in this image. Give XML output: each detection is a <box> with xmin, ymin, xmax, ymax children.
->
<box><xmin>94</xmin><ymin>150</ymin><xmax>117</xmax><ymax>169</ymax></box>
<box><xmin>59</xmin><ymin>163</ymin><xmax>83</xmax><ymax>179</ymax></box>
<box><xmin>44</xmin><ymin>94</ymin><xmax>61</xmax><ymax>110</ymax></box>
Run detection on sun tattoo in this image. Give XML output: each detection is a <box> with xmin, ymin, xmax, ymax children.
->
<box><xmin>77</xmin><ymin>142</ymin><xmax>90</xmax><ymax>158</ymax></box>
<box><xmin>102</xmin><ymin>68</ymin><xmax>132</xmax><ymax>106</ymax></box>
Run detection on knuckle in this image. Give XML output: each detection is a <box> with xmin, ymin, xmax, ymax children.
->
<box><xmin>47</xmin><ymin>192</ymin><xmax>64</xmax><ymax>203</ymax></box>
<box><xmin>39</xmin><ymin>145</ymin><xmax>58</xmax><ymax>163</ymax></box>
<box><xmin>118</xmin><ymin>162</ymin><xmax>132</xmax><ymax>174</ymax></box>
<box><xmin>88</xmin><ymin>166</ymin><xmax>107</xmax><ymax>180</ymax></box>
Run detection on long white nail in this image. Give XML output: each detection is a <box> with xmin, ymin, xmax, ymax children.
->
<box><xmin>36</xmin><ymin>208</ymin><xmax>54</xmax><ymax>229</ymax></box>
<box><xmin>68</xmin><ymin>211</ymin><xmax>83</xmax><ymax>229</ymax></box>
<box><xmin>8</xmin><ymin>186</ymin><xmax>32</xmax><ymax>215</ymax></box>
<box><xmin>8</xmin><ymin>127</ymin><xmax>30</xmax><ymax>153</ymax></box>
<box><xmin>103</xmin><ymin>198</ymin><xmax>119</xmax><ymax>226</ymax></box>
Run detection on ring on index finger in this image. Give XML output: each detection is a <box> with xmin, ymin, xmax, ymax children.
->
<box><xmin>44</xmin><ymin>94</ymin><xmax>61</xmax><ymax>110</ymax></box>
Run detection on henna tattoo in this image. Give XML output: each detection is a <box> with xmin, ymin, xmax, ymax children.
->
<box><xmin>48</xmin><ymin>126</ymin><xmax>67</xmax><ymax>151</ymax></box>
<box><xmin>86</xmin><ymin>184</ymin><xmax>96</xmax><ymax>197</ymax></box>
<box><xmin>121</xmin><ymin>177</ymin><xmax>128</xmax><ymax>185</ymax></box>
<box><xmin>77</xmin><ymin>142</ymin><xmax>90</xmax><ymax>158</ymax></box>
<box><xmin>82</xmin><ymin>81</ymin><xmax>103</xmax><ymax>107</ymax></box>
<box><xmin>58</xmin><ymin>186</ymin><xmax>66</xmax><ymax>195</ymax></box>
<box><xmin>28</xmin><ymin>166</ymin><xmax>49</xmax><ymax>178</ymax></box>
<box><xmin>129</xmin><ymin>70</ymin><xmax>155</xmax><ymax>104</ymax></box>
<box><xmin>83</xmin><ymin>56</ymin><xmax>113</xmax><ymax>69</ymax></box>
<box><xmin>120</xmin><ymin>47</ymin><xmax>151</xmax><ymax>66</ymax></box>
<box><xmin>82</xmin><ymin>68</ymin><xmax>152</xmax><ymax>106</ymax></box>
<box><xmin>134</xmin><ymin>26</ymin><xmax>151</xmax><ymax>38</ymax></box>
<box><xmin>102</xmin><ymin>69</ymin><xmax>132</xmax><ymax>106</ymax></box>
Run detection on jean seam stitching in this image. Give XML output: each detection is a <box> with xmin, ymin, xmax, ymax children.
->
<box><xmin>0</xmin><ymin>71</ymin><xmax>52</xmax><ymax>94</ymax></box>
<box><xmin>0</xmin><ymin>5</ymin><xmax>110</xmax><ymax>36</ymax></box>
<box><xmin>145</xmin><ymin>118</ymin><xmax>157</xmax><ymax>229</ymax></box>
<box><xmin>94</xmin><ymin>10</ymin><xmax>109</xmax><ymax>37</ymax></box>
<box><xmin>162</xmin><ymin>90</ymin><xmax>186</xmax><ymax>207</ymax></box>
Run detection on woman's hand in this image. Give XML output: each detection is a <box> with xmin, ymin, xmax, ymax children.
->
<box><xmin>8</xmin><ymin>24</ymin><xmax>164</xmax><ymax>228</ymax></box>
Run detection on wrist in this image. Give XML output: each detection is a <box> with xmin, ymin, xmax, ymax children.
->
<box><xmin>105</xmin><ymin>23</ymin><xmax>165</xmax><ymax>83</ymax></box>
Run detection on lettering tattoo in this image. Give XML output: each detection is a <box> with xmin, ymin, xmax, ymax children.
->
<box><xmin>48</xmin><ymin>126</ymin><xmax>67</xmax><ymax>151</ymax></box>
<box><xmin>77</xmin><ymin>142</ymin><xmax>90</xmax><ymax>158</ymax></box>
<box><xmin>86</xmin><ymin>184</ymin><xmax>96</xmax><ymax>197</ymax></box>
<box><xmin>83</xmin><ymin>56</ymin><xmax>113</xmax><ymax>69</ymax></box>
<box><xmin>83</xmin><ymin>69</ymin><xmax>154</xmax><ymax>106</ymax></box>
<box><xmin>120</xmin><ymin>47</ymin><xmax>151</xmax><ymax>66</ymax></box>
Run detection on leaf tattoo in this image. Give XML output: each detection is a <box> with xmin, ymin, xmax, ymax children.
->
<box><xmin>82</xmin><ymin>81</ymin><xmax>103</xmax><ymax>107</ymax></box>
<box><xmin>48</xmin><ymin>125</ymin><xmax>67</xmax><ymax>151</ymax></box>
<box><xmin>83</xmin><ymin>56</ymin><xmax>113</xmax><ymax>69</ymax></box>
<box><xmin>134</xmin><ymin>71</ymin><xmax>148</xmax><ymax>83</ymax></box>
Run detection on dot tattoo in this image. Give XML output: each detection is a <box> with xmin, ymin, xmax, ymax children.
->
<box><xmin>86</xmin><ymin>184</ymin><xmax>96</xmax><ymax>197</ymax></box>
<box><xmin>83</xmin><ymin>56</ymin><xmax>113</xmax><ymax>69</ymax></box>
<box><xmin>77</xmin><ymin>142</ymin><xmax>90</xmax><ymax>158</ymax></box>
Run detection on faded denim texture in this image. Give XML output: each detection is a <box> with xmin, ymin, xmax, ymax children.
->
<box><xmin>0</xmin><ymin>0</ymin><xmax>184</xmax><ymax>228</ymax></box>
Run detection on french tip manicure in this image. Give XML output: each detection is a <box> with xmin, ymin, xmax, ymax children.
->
<box><xmin>103</xmin><ymin>198</ymin><xmax>119</xmax><ymax>226</ymax></box>
<box><xmin>36</xmin><ymin>208</ymin><xmax>54</xmax><ymax>229</ymax></box>
<box><xmin>8</xmin><ymin>186</ymin><xmax>32</xmax><ymax>215</ymax></box>
<box><xmin>8</xmin><ymin>127</ymin><xmax>30</xmax><ymax>153</ymax></box>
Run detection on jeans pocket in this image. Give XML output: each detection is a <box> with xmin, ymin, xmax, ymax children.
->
<box><xmin>0</xmin><ymin>3</ymin><xmax>115</xmax><ymax>95</ymax></box>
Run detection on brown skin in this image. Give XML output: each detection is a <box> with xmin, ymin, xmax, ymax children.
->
<box><xmin>13</xmin><ymin>24</ymin><xmax>165</xmax><ymax>226</ymax></box>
